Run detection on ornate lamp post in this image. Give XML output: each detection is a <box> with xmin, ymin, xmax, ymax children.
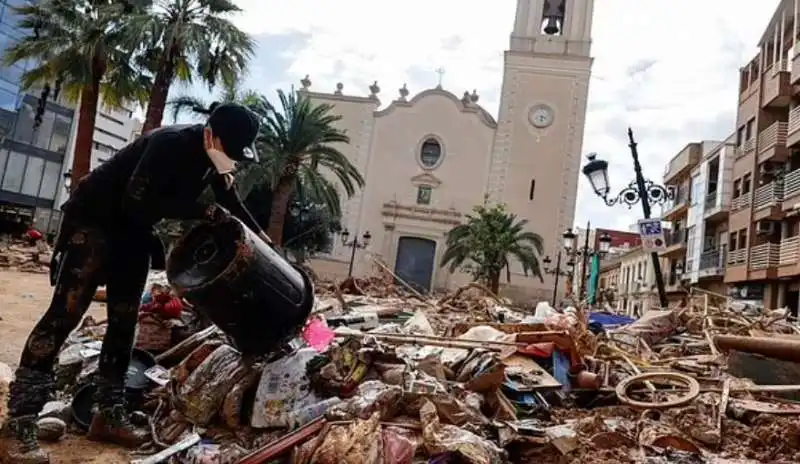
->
<box><xmin>563</xmin><ymin>225</ymin><xmax>613</xmax><ymax>300</ymax></box>
<box><xmin>340</xmin><ymin>229</ymin><xmax>371</xmax><ymax>277</ymax></box>
<box><xmin>581</xmin><ymin>129</ymin><xmax>674</xmax><ymax>308</ymax></box>
<box><xmin>543</xmin><ymin>229</ymin><xmax>577</xmax><ymax>306</ymax></box>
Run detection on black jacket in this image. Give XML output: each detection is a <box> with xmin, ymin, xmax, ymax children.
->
<box><xmin>61</xmin><ymin>124</ymin><xmax>263</xmax><ymax>235</ymax></box>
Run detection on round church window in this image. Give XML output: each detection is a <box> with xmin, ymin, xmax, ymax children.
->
<box><xmin>419</xmin><ymin>138</ymin><xmax>442</xmax><ymax>168</ymax></box>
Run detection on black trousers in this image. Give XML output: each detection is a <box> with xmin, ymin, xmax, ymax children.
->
<box><xmin>8</xmin><ymin>220</ymin><xmax>151</xmax><ymax>417</ymax></box>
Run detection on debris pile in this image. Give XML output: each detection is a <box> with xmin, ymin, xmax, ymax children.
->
<box><xmin>0</xmin><ymin>238</ymin><xmax>51</xmax><ymax>273</ymax></box>
<box><xmin>6</xmin><ymin>267</ymin><xmax>800</xmax><ymax>463</ymax></box>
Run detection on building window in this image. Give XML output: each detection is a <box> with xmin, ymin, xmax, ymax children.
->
<box><xmin>1</xmin><ymin>150</ymin><xmax>24</xmax><ymax>192</ymax></box>
<box><xmin>416</xmin><ymin>185</ymin><xmax>432</xmax><ymax>205</ymax></box>
<box><xmin>20</xmin><ymin>155</ymin><xmax>43</xmax><ymax>196</ymax></box>
<box><xmin>419</xmin><ymin>137</ymin><xmax>442</xmax><ymax>168</ymax></box>
<box><xmin>95</xmin><ymin>127</ymin><xmax>128</xmax><ymax>144</ymax></box>
<box><xmin>741</xmin><ymin>174</ymin><xmax>751</xmax><ymax>194</ymax></box>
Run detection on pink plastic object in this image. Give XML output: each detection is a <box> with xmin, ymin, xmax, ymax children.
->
<box><xmin>302</xmin><ymin>317</ymin><xmax>336</xmax><ymax>352</ymax></box>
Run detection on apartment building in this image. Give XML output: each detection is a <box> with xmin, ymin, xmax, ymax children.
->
<box><xmin>726</xmin><ymin>0</ymin><xmax>800</xmax><ymax>314</ymax></box>
<box><xmin>598</xmin><ymin>247</ymin><xmax>677</xmax><ymax>315</ymax></box>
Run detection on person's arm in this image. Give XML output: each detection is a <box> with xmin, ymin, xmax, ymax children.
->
<box><xmin>121</xmin><ymin>132</ymin><xmax>210</xmax><ymax>227</ymax></box>
<box><xmin>209</xmin><ymin>173</ymin><xmax>271</xmax><ymax>242</ymax></box>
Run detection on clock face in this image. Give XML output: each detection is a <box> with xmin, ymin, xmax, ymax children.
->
<box><xmin>529</xmin><ymin>104</ymin><xmax>555</xmax><ymax>128</ymax></box>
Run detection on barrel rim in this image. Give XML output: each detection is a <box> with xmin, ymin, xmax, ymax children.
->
<box><xmin>166</xmin><ymin>217</ymin><xmax>251</xmax><ymax>293</ymax></box>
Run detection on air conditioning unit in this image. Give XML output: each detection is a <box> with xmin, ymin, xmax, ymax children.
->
<box><xmin>756</xmin><ymin>220</ymin><xmax>776</xmax><ymax>235</ymax></box>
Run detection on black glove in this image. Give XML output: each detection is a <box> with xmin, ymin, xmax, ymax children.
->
<box><xmin>205</xmin><ymin>204</ymin><xmax>231</xmax><ymax>224</ymax></box>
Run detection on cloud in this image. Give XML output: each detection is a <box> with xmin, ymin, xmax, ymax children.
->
<box><xmin>227</xmin><ymin>0</ymin><xmax>778</xmax><ymax>231</ymax></box>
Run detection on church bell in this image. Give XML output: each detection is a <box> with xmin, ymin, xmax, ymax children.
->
<box><xmin>542</xmin><ymin>0</ymin><xmax>565</xmax><ymax>35</ymax></box>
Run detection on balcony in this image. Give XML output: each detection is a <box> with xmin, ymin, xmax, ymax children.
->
<box><xmin>698</xmin><ymin>249</ymin><xmax>726</xmax><ymax>278</ymax></box>
<box><xmin>761</xmin><ymin>61</ymin><xmax>792</xmax><ymax>108</ymax></box>
<box><xmin>757</xmin><ymin>121</ymin><xmax>790</xmax><ymax>163</ymax></box>
<box><xmin>661</xmin><ymin>190</ymin><xmax>690</xmax><ymax>221</ymax></box>
<box><xmin>730</xmin><ymin>191</ymin><xmax>752</xmax><ymax>211</ymax></box>
<box><xmin>778</xmin><ymin>236</ymin><xmax>800</xmax><ymax>278</ymax></box>
<box><xmin>787</xmin><ymin>106</ymin><xmax>800</xmax><ymax>148</ymax></box>
<box><xmin>703</xmin><ymin>191</ymin><xmax>728</xmax><ymax>222</ymax></box>
<box><xmin>782</xmin><ymin>168</ymin><xmax>800</xmax><ymax>210</ymax></box>
<box><xmin>663</xmin><ymin>143</ymin><xmax>701</xmax><ymax>185</ymax></box>
<box><xmin>752</xmin><ymin>181</ymin><xmax>784</xmax><ymax>221</ymax></box>
<box><xmin>727</xmin><ymin>248</ymin><xmax>747</xmax><ymax>266</ymax></box>
<box><xmin>793</xmin><ymin>48</ymin><xmax>800</xmax><ymax>85</ymax></box>
<box><xmin>660</xmin><ymin>229</ymin><xmax>687</xmax><ymax>258</ymax></box>
<box><xmin>749</xmin><ymin>242</ymin><xmax>780</xmax><ymax>270</ymax></box>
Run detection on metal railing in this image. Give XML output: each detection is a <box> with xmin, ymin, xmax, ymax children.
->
<box><xmin>730</xmin><ymin>191</ymin><xmax>752</xmax><ymax>211</ymax></box>
<box><xmin>704</xmin><ymin>192</ymin><xmax>718</xmax><ymax>210</ymax></box>
<box><xmin>753</xmin><ymin>181</ymin><xmax>784</xmax><ymax>209</ymax></box>
<box><xmin>741</xmin><ymin>138</ymin><xmax>755</xmax><ymax>153</ymax></box>
<box><xmin>779</xmin><ymin>236</ymin><xmax>800</xmax><ymax>266</ymax></box>
<box><xmin>749</xmin><ymin>243</ymin><xmax>780</xmax><ymax>269</ymax></box>
<box><xmin>789</xmin><ymin>106</ymin><xmax>800</xmax><ymax>136</ymax></box>
<box><xmin>699</xmin><ymin>249</ymin><xmax>726</xmax><ymax>270</ymax></box>
<box><xmin>727</xmin><ymin>248</ymin><xmax>747</xmax><ymax>265</ymax></box>
<box><xmin>758</xmin><ymin>121</ymin><xmax>788</xmax><ymax>153</ymax></box>
<box><xmin>666</xmin><ymin>229</ymin><xmax>687</xmax><ymax>247</ymax></box>
<box><xmin>784</xmin><ymin>169</ymin><xmax>800</xmax><ymax>199</ymax></box>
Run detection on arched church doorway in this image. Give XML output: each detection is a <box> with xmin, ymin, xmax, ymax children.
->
<box><xmin>394</xmin><ymin>237</ymin><xmax>436</xmax><ymax>292</ymax></box>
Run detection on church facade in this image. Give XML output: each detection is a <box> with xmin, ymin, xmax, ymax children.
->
<box><xmin>306</xmin><ymin>0</ymin><xmax>595</xmax><ymax>302</ymax></box>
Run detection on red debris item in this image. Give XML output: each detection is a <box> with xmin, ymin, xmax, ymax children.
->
<box><xmin>139</xmin><ymin>297</ymin><xmax>184</xmax><ymax>319</ymax></box>
<box><xmin>27</xmin><ymin>228</ymin><xmax>43</xmax><ymax>240</ymax></box>
<box><xmin>517</xmin><ymin>342</ymin><xmax>555</xmax><ymax>358</ymax></box>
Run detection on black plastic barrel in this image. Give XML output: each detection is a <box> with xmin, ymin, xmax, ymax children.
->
<box><xmin>165</xmin><ymin>217</ymin><xmax>315</xmax><ymax>356</ymax></box>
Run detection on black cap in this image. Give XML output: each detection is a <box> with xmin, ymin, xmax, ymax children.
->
<box><xmin>207</xmin><ymin>102</ymin><xmax>260</xmax><ymax>162</ymax></box>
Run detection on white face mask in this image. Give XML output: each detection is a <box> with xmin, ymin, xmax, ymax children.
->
<box><xmin>207</xmin><ymin>148</ymin><xmax>237</xmax><ymax>176</ymax></box>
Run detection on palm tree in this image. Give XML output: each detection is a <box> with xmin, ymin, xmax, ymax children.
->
<box><xmin>4</xmin><ymin>1</ymin><xmax>151</xmax><ymax>181</ymax></box>
<box><xmin>252</xmin><ymin>89</ymin><xmax>364</xmax><ymax>245</ymax></box>
<box><xmin>441</xmin><ymin>202</ymin><xmax>544</xmax><ymax>294</ymax></box>
<box><xmin>165</xmin><ymin>79</ymin><xmax>259</xmax><ymax>123</ymax></box>
<box><xmin>133</xmin><ymin>0</ymin><xmax>254</xmax><ymax>132</ymax></box>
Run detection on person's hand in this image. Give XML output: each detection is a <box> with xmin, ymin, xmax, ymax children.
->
<box><xmin>205</xmin><ymin>204</ymin><xmax>231</xmax><ymax>224</ymax></box>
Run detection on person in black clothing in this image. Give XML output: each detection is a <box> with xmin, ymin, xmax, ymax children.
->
<box><xmin>1</xmin><ymin>102</ymin><xmax>270</xmax><ymax>464</ymax></box>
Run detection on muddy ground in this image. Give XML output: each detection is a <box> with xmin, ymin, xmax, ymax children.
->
<box><xmin>0</xmin><ymin>269</ymin><xmax>129</xmax><ymax>463</ymax></box>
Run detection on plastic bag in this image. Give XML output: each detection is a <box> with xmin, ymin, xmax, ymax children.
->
<box><xmin>251</xmin><ymin>347</ymin><xmax>322</xmax><ymax>428</ymax></box>
<box><xmin>174</xmin><ymin>344</ymin><xmax>248</xmax><ymax>425</ymax></box>
<box><xmin>311</xmin><ymin>412</ymin><xmax>384</xmax><ymax>464</ymax></box>
<box><xmin>327</xmin><ymin>381</ymin><xmax>403</xmax><ymax>421</ymax></box>
<box><xmin>382</xmin><ymin>426</ymin><xmax>421</xmax><ymax>464</ymax></box>
<box><xmin>420</xmin><ymin>399</ymin><xmax>506</xmax><ymax>464</ymax></box>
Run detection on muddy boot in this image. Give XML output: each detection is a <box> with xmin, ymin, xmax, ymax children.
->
<box><xmin>0</xmin><ymin>415</ymin><xmax>50</xmax><ymax>464</ymax></box>
<box><xmin>87</xmin><ymin>404</ymin><xmax>149</xmax><ymax>447</ymax></box>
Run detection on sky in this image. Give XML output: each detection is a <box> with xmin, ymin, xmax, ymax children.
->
<box><xmin>193</xmin><ymin>0</ymin><xmax>780</xmax><ymax>232</ymax></box>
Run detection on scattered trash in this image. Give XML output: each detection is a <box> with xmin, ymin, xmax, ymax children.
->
<box><xmin>8</xmin><ymin>258</ymin><xmax>800</xmax><ymax>463</ymax></box>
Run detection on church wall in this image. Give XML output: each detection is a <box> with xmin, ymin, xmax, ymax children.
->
<box><xmin>358</xmin><ymin>91</ymin><xmax>496</xmax><ymax>287</ymax></box>
<box><xmin>303</xmin><ymin>90</ymin><xmax>379</xmax><ymax>270</ymax></box>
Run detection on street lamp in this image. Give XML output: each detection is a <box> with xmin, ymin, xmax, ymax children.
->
<box><xmin>565</xmin><ymin>225</ymin><xmax>613</xmax><ymax>300</ymax></box>
<box><xmin>542</xmin><ymin>228</ymin><xmax>578</xmax><ymax>306</ymax></box>
<box><xmin>340</xmin><ymin>229</ymin><xmax>371</xmax><ymax>277</ymax></box>
<box><xmin>582</xmin><ymin>129</ymin><xmax>674</xmax><ymax>308</ymax></box>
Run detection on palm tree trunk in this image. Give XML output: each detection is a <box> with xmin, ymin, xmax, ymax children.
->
<box><xmin>489</xmin><ymin>272</ymin><xmax>501</xmax><ymax>295</ymax></box>
<box><xmin>266</xmin><ymin>177</ymin><xmax>295</xmax><ymax>245</ymax></box>
<box><xmin>142</xmin><ymin>61</ymin><xmax>175</xmax><ymax>132</ymax></box>
<box><xmin>71</xmin><ymin>78</ymin><xmax>101</xmax><ymax>182</ymax></box>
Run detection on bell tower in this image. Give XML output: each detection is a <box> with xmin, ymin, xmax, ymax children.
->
<box><xmin>486</xmin><ymin>0</ymin><xmax>594</xmax><ymax>301</ymax></box>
